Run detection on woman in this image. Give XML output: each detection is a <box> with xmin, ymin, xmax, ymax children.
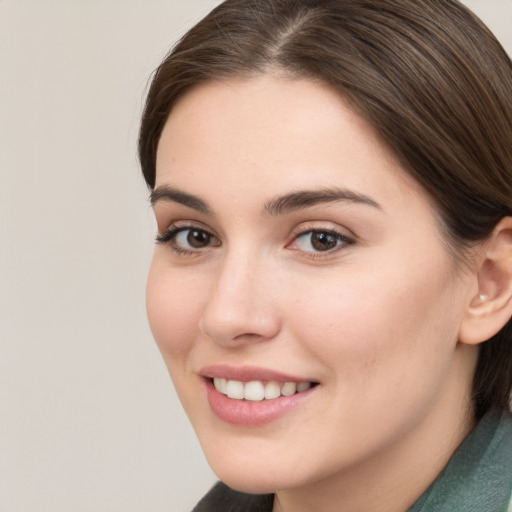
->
<box><xmin>139</xmin><ymin>0</ymin><xmax>512</xmax><ymax>510</ymax></box>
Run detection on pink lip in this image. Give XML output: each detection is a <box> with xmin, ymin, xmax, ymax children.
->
<box><xmin>200</xmin><ymin>365</ymin><xmax>318</xmax><ymax>427</ymax></box>
<box><xmin>200</xmin><ymin>364</ymin><xmax>313</xmax><ymax>383</ymax></box>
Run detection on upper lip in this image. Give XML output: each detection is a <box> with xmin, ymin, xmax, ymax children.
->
<box><xmin>200</xmin><ymin>364</ymin><xmax>316</xmax><ymax>383</ymax></box>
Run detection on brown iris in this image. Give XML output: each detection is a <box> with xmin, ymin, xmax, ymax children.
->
<box><xmin>187</xmin><ymin>229</ymin><xmax>211</xmax><ymax>248</ymax></box>
<box><xmin>310</xmin><ymin>231</ymin><xmax>339</xmax><ymax>251</ymax></box>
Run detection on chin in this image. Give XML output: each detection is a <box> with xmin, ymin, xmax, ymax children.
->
<box><xmin>202</xmin><ymin>440</ymin><xmax>325</xmax><ymax>496</ymax></box>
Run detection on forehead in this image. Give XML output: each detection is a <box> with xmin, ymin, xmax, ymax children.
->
<box><xmin>155</xmin><ymin>75</ymin><xmax>426</xmax><ymax>213</ymax></box>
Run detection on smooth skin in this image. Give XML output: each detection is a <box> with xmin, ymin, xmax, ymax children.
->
<box><xmin>147</xmin><ymin>75</ymin><xmax>512</xmax><ymax>512</ymax></box>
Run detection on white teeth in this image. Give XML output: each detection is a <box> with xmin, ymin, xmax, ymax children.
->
<box><xmin>213</xmin><ymin>378</ymin><xmax>227</xmax><ymax>394</ymax></box>
<box><xmin>264</xmin><ymin>381</ymin><xmax>281</xmax><ymax>400</ymax></box>
<box><xmin>244</xmin><ymin>381</ymin><xmax>265</xmax><ymax>401</ymax></box>
<box><xmin>213</xmin><ymin>378</ymin><xmax>313</xmax><ymax>401</ymax></box>
<box><xmin>297</xmin><ymin>382</ymin><xmax>311</xmax><ymax>392</ymax></box>
<box><xmin>226</xmin><ymin>380</ymin><xmax>244</xmax><ymax>399</ymax></box>
<box><xmin>281</xmin><ymin>382</ymin><xmax>297</xmax><ymax>396</ymax></box>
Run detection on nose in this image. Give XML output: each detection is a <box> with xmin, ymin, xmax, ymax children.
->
<box><xmin>199</xmin><ymin>251</ymin><xmax>281</xmax><ymax>347</ymax></box>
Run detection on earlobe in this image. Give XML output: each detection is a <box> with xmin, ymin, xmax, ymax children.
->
<box><xmin>459</xmin><ymin>217</ymin><xmax>512</xmax><ymax>346</ymax></box>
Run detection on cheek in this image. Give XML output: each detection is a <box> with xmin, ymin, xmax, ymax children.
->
<box><xmin>289</xmin><ymin>254</ymin><xmax>460</xmax><ymax>393</ymax></box>
<box><xmin>146</xmin><ymin>259</ymin><xmax>205</xmax><ymax>362</ymax></box>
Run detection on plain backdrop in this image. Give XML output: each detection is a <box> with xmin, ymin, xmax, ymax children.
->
<box><xmin>0</xmin><ymin>1</ymin><xmax>511</xmax><ymax>511</ymax></box>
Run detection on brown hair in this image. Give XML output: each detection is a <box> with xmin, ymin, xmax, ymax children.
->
<box><xmin>139</xmin><ymin>0</ymin><xmax>512</xmax><ymax>419</ymax></box>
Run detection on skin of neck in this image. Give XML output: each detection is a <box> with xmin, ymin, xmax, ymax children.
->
<box><xmin>272</xmin><ymin>342</ymin><xmax>478</xmax><ymax>512</ymax></box>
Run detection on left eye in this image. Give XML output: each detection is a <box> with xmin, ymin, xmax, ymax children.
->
<box><xmin>175</xmin><ymin>228</ymin><xmax>215</xmax><ymax>249</ymax></box>
<box><xmin>293</xmin><ymin>230</ymin><xmax>351</xmax><ymax>253</ymax></box>
<box><xmin>156</xmin><ymin>226</ymin><xmax>220</xmax><ymax>252</ymax></box>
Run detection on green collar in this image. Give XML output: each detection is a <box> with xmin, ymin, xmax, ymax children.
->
<box><xmin>409</xmin><ymin>410</ymin><xmax>512</xmax><ymax>512</ymax></box>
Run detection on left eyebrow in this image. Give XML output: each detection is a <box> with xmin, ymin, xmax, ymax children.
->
<box><xmin>150</xmin><ymin>185</ymin><xmax>213</xmax><ymax>215</ymax></box>
<box><xmin>264</xmin><ymin>187</ymin><xmax>383</xmax><ymax>216</ymax></box>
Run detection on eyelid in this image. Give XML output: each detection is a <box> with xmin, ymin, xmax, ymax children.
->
<box><xmin>289</xmin><ymin>221</ymin><xmax>355</xmax><ymax>241</ymax></box>
<box><xmin>156</xmin><ymin>218</ymin><xmax>216</xmax><ymax>239</ymax></box>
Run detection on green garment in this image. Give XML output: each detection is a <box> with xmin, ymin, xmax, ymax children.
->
<box><xmin>193</xmin><ymin>410</ymin><xmax>512</xmax><ymax>512</ymax></box>
<box><xmin>409</xmin><ymin>410</ymin><xmax>512</xmax><ymax>512</ymax></box>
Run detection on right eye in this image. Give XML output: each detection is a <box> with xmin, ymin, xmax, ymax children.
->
<box><xmin>156</xmin><ymin>226</ymin><xmax>220</xmax><ymax>254</ymax></box>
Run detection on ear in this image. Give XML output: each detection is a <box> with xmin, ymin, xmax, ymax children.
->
<box><xmin>459</xmin><ymin>217</ymin><xmax>512</xmax><ymax>345</ymax></box>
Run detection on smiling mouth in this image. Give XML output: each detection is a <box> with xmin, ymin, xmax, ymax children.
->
<box><xmin>211</xmin><ymin>378</ymin><xmax>318</xmax><ymax>402</ymax></box>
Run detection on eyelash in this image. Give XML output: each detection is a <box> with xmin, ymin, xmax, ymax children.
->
<box><xmin>155</xmin><ymin>224</ymin><xmax>217</xmax><ymax>256</ymax></box>
<box><xmin>156</xmin><ymin>224</ymin><xmax>355</xmax><ymax>258</ymax></box>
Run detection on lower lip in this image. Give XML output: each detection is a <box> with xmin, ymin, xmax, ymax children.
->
<box><xmin>204</xmin><ymin>379</ymin><xmax>316</xmax><ymax>426</ymax></box>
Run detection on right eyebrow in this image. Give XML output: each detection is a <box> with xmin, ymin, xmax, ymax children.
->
<box><xmin>150</xmin><ymin>185</ymin><xmax>213</xmax><ymax>215</ymax></box>
<box><xmin>264</xmin><ymin>187</ymin><xmax>383</xmax><ymax>216</ymax></box>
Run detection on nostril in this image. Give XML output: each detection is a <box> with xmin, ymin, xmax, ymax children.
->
<box><xmin>233</xmin><ymin>332</ymin><xmax>267</xmax><ymax>341</ymax></box>
<box><xmin>200</xmin><ymin>313</ymin><xmax>281</xmax><ymax>347</ymax></box>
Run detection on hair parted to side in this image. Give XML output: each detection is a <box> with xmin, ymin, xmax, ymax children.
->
<box><xmin>139</xmin><ymin>0</ymin><xmax>512</xmax><ymax>418</ymax></box>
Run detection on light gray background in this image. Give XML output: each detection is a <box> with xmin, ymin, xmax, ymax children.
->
<box><xmin>1</xmin><ymin>1</ymin><xmax>511</xmax><ymax>511</ymax></box>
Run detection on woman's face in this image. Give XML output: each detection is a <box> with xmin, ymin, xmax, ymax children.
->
<box><xmin>147</xmin><ymin>76</ymin><xmax>477</xmax><ymax>495</ymax></box>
